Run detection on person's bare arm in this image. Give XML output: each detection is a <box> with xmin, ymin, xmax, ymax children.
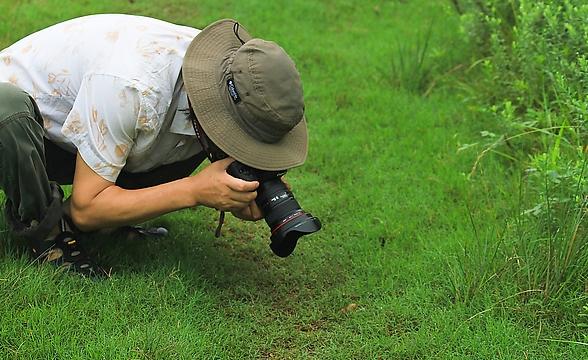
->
<box><xmin>69</xmin><ymin>153</ymin><xmax>259</xmax><ymax>231</ymax></box>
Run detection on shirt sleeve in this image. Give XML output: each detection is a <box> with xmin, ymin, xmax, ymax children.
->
<box><xmin>61</xmin><ymin>73</ymin><xmax>141</xmax><ymax>182</ymax></box>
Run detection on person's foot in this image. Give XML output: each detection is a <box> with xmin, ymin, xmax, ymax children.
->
<box><xmin>121</xmin><ymin>225</ymin><xmax>169</xmax><ymax>239</ymax></box>
<box><xmin>30</xmin><ymin>217</ymin><xmax>107</xmax><ymax>278</ymax></box>
<box><xmin>97</xmin><ymin>225</ymin><xmax>169</xmax><ymax>240</ymax></box>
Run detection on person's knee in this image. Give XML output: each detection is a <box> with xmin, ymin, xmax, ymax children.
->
<box><xmin>0</xmin><ymin>82</ymin><xmax>37</xmax><ymax>120</ymax></box>
<box><xmin>0</xmin><ymin>111</ymin><xmax>45</xmax><ymax>184</ymax></box>
<box><xmin>0</xmin><ymin>84</ymin><xmax>42</xmax><ymax>144</ymax></box>
<box><xmin>0</xmin><ymin>113</ymin><xmax>43</xmax><ymax>153</ymax></box>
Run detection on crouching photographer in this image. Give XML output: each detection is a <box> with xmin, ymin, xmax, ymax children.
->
<box><xmin>0</xmin><ymin>15</ymin><xmax>319</xmax><ymax>277</ymax></box>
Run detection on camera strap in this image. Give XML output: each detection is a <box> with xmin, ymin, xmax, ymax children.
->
<box><xmin>214</xmin><ymin>211</ymin><xmax>225</xmax><ymax>238</ymax></box>
<box><xmin>185</xmin><ymin>98</ymin><xmax>227</xmax><ymax>238</ymax></box>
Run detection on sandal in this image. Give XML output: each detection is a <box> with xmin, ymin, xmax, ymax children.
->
<box><xmin>30</xmin><ymin>219</ymin><xmax>107</xmax><ymax>278</ymax></box>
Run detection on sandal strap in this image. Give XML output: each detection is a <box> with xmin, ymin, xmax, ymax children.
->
<box><xmin>54</xmin><ymin>231</ymin><xmax>103</xmax><ymax>276</ymax></box>
<box><xmin>34</xmin><ymin>228</ymin><xmax>106</xmax><ymax>278</ymax></box>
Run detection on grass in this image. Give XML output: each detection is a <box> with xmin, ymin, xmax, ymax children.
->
<box><xmin>0</xmin><ymin>0</ymin><xmax>587</xmax><ymax>358</ymax></box>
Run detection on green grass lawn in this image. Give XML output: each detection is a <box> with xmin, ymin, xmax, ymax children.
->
<box><xmin>1</xmin><ymin>0</ymin><xmax>587</xmax><ymax>358</ymax></box>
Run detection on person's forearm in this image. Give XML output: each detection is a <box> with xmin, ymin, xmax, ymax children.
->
<box><xmin>71</xmin><ymin>177</ymin><xmax>198</xmax><ymax>231</ymax></box>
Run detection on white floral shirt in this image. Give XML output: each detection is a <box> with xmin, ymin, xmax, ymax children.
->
<box><xmin>0</xmin><ymin>14</ymin><xmax>203</xmax><ymax>182</ymax></box>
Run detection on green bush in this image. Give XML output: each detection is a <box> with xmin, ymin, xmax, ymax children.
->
<box><xmin>451</xmin><ymin>0</ymin><xmax>588</xmax><ymax>305</ymax></box>
<box><xmin>518</xmin><ymin>149</ymin><xmax>588</xmax><ymax>299</ymax></box>
<box><xmin>454</xmin><ymin>0</ymin><xmax>588</xmax><ymax>133</ymax></box>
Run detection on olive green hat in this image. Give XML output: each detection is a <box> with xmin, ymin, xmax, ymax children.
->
<box><xmin>182</xmin><ymin>19</ymin><xmax>308</xmax><ymax>170</ymax></box>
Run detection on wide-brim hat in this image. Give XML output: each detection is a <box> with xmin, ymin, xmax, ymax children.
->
<box><xmin>182</xmin><ymin>19</ymin><xmax>308</xmax><ymax>171</ymax></box>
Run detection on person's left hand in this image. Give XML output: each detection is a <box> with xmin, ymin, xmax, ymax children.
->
<box><xmin>229</xmin><ymin>177</ymin><xmax>291</xmax><ymax>222</ymax></box>
<box><xmin>231</xmin><ymin>201</ymin><xmax>263</xmax><ymax>221</ymax></box>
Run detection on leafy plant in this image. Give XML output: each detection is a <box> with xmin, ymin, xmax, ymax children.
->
<box><xmin>451</xmin><ymin>0</ymin><xmax>588</xmax><ymax>303</ymax></box>
<box><xmin>452</xmin><ymin>0</ymin><xmax>588</xmax><ymax>139</ymax></box>
<box><xmin>517</xmin><ymin>150</ymin><xmax>588</xmax><ymax>300</ymax></box>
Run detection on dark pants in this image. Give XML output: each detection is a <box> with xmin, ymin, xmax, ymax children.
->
<box><xmin>0</xmin><ymin>82</ymin><xmax>206</xmax><ymax>242</ymax></box>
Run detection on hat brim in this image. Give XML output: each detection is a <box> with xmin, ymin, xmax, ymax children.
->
<box><xmin>182</xmin><ymin>19</ymin><xmax>308</xmax><ymax>171</ymax></box>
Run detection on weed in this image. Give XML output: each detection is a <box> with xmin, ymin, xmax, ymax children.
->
<box><xmin>389</xmin><ymin>20</ymin><xmax>434</xmax><ymax>95</ymax></box>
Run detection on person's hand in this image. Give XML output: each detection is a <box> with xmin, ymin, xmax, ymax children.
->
<box><xmin>231</xmin><ymin>201</ymin><xmax>263</xmax><ymax>221</ymax></box>
<box><xmin>190</xmin><ymin>158</ymin><xmax>259</xmax><ymax>211</ymax></box>
<box><xmin>230</xmin><ymin>176</ymin><xmax>291</xmax><ymax>222</ymax></box>
<box><xmin>280</xmin><ymin>177</ymin><xmax>292</xmax><ymax>191</ymax></box>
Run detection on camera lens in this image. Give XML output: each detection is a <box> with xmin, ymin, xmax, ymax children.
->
<box><xmin>255</xmin><ymin>178</ymin><xmax>321</xmax><ymax>257</ymax></box>
<box><xmin>226</xmin><ymin>161</ymin><xmax>321</xmax><ymax>257</ymax></box>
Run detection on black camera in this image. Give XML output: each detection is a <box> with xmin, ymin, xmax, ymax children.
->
<box><xmin>227</xmin><ymin>161</ymin><xmax>322</xmax><ymax>257</ymax></box>
<box><xmin>188</xmin><ymin>110</ymin><xmax>320</xmax><ymax>257</ymax></box>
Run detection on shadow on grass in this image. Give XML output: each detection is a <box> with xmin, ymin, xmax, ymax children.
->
<box><xmin>70</xmin><ymin>210</ymin><xmax>344</xmax><ymax>309</ymax></box>
<box><xmin>0</xmin><ymin>200</ymin><xmax>342</xmax><ymax>316</ymax></box>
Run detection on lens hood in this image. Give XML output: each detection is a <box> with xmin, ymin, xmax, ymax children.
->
<box><xmin>269</xmin><ymin>215</ymin><xmax>322</xmax><ymax>257</ymax></box>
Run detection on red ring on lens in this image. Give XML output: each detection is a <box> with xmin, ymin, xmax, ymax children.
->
<box><xmin>270</xmin><ymin>211</ymin><xmax>306</xmax><ymax>236</ymax></box>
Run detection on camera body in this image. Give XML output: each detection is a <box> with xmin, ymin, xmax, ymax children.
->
<box><xmin>227</xmin><ymin>161</ymin><xmax>321</xmax><ymax>257</ymax></box>
<box><xmin>227</xmin><ymin>161</ymin><xmax>286</xmax><ymax>183</ymax></box>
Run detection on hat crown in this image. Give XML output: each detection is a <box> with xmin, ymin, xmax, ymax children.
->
<box><xmin>231</xmin><ymin>39</ymin><xmax>304</xmax><ymax>143</ymax></box>
<box><xmin>181</xmin><ymin>19</ymin><xmax>308</xmax><ymax>170</ymax></box>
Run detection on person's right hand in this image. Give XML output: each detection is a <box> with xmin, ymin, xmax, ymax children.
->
<box><xmin>190</xmin><ymin>157</ymin><xmax>259</xmax><ymax>212</ymax></box>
